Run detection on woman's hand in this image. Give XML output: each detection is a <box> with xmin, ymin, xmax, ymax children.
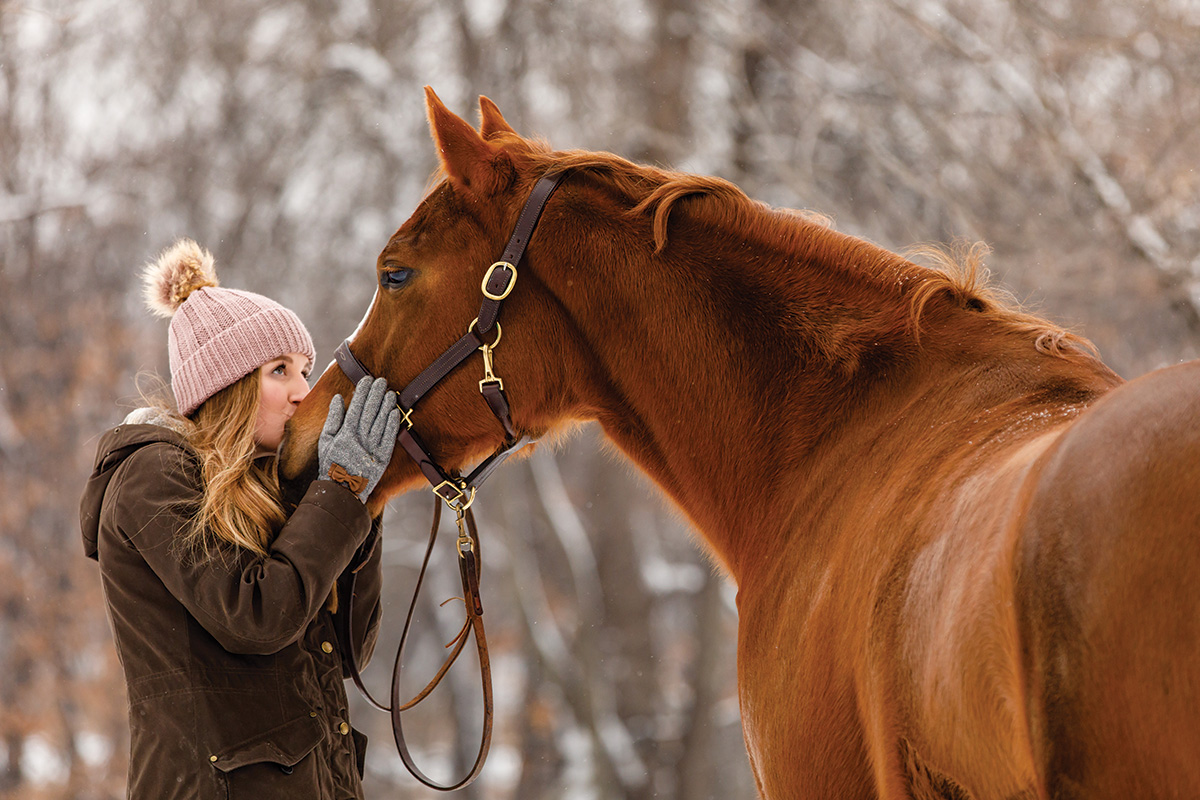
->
<box><xmin>317</xmin><ymin>376</ymin><xmax>401</xmax><ymax>502</ymax></box>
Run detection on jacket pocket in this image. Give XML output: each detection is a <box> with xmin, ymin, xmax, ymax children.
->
<box><xmin>210</xmin><ymin>714</ymin><xmax>326</xmax><ymax>798</ymax></box>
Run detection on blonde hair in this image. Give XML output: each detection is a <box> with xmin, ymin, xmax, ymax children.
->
<box><xmin>137</xmin><ymin>369</ymin><xmax>284</xmax><ymax>559</ymax></box>
<box><xmin>185</xmin><ymin>371</ymin><xmax>286</xmax><ymax>558</ymax></box>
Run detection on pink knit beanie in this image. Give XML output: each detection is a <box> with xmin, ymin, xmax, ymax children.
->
<box><xmin>142</xmin><ymin>239</ymin><xmax>316</xmax><ymax>416</ymax></box>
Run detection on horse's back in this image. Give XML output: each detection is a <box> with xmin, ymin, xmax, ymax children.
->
<box><xmin>1018</xmin><ymin>359</ymin><xmax>1200</xmax><ymax>797</ymax></box>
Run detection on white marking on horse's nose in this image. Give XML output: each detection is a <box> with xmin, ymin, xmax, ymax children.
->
<box><xmin>349</xmin><ymin>288</ymin><xmax>380</xmax><ymax>343</ymax></box>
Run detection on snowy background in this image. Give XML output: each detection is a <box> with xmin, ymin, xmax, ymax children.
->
<box><xmin>2</xmin><ymin>0</ymin><xmax>1199</xmax><ymax>797</ymax></box>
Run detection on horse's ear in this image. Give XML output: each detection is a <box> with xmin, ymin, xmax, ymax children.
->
<box><xmin>478</xmin><ymin>95</ymin><xmax>517</xmax><ymax>140</ymax></box>
<box><xmin>425</xmin><ymin>86</ymin><xmax>507</xmax><ymax>196</ymax></box>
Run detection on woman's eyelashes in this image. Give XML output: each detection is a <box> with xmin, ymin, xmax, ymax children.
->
<box><xmin>268</xmin><ymin>358</ymin><xmax>310</xmax><ymax>382</ymax></box>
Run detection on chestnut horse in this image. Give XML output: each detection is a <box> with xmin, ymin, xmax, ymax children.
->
<box><xmin>282</xmin><ymin>89</ymin><xmax>1200</xmax><ymax>798</ymax></box>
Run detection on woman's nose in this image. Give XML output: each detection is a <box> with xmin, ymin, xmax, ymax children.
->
<box><xmin>291</xmin><ymin>380</ymin><xmax>310</xmax><ymax>404</ymax></box>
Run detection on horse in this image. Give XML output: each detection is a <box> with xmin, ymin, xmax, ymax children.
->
<box><xmin>281</xmin><ymin>88</ymin><xmax>1200</xmax><ymax>799</ymax></box>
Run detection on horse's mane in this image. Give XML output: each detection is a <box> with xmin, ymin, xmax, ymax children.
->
<box><xmin>903</xmin><ymin>242</ymin><xmax>1097</xmax><ymax>357</ymax></box>
<box><xmin>499</xmin><ymin>137</ymin><xmax>1095</xmax><ymax>359</ymax></box>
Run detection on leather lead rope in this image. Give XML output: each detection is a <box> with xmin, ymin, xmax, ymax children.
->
<box><xmin>337</xmin><ymin>500</ymin><xmax>492</xmax><ymax>791</ymax></box>
<box><xmin>331</xmin><ymin>171</ymin><xmax>567</xmax><ymax>791</ymax></box>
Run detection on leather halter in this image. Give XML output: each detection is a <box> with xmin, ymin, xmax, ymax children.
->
<box><xmin>334</xmin><ymin>171</ymin><xmax>566</xmax><ymax>791</ymax></box>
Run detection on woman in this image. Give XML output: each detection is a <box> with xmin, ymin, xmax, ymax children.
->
<box><xmin>80</xmin><ymin>239</ymin><xmax>399</xmax><ymax>799</ymax></box>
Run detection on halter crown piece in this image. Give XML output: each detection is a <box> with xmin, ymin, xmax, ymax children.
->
<box><xmin>333</xmin><ymin>171</ymin><xmax>566</xmax><ymax>791</ymax></box>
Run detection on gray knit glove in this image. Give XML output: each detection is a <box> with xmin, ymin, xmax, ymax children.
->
<box><xmin>317</xmin><ymin>376</ymin><xmax>401</xmax><ymax>503</ymax></box>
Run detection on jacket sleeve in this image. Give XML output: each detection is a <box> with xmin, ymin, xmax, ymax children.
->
<box><xmin>110</xmin><ymin>442</ymin><xmax>372</xmax><ymax>655</ymax></box>
<box><xmin>338</xmin><ymin>516</ymin><xmax>384</xmax><ymax>675</ymax></box>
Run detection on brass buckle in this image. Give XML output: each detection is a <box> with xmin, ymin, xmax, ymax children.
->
<box><xmin>481</xmin><ymin>262</ymin><xmax>517</xmax><ymax>301</ymax></box>
<box><xmin>433</xmin><ymin>479</ymin><xmax>476</xmax><ymax>512</ymax></box>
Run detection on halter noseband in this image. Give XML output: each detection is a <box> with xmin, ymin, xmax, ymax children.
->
<box><xmin>331</xmin><ymin>171</ymin><xmax>565</xmax><ymax>791</ymax></box>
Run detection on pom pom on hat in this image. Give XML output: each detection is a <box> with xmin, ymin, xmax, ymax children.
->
<box><xmin>142</xmin><ymin>239</ymin><xmax>219</xmax><ymax>318</ymax></box>
<box><xmin>140</xmin><ymin>238</ymin><xmax>315</xmax><ymax>416</ymax></box>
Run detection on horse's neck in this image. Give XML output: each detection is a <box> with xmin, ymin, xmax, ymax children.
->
<box><xmin>578</xmin><ymin>229</ymin><xmax>1115</xmax><ymax>581</ymax></box>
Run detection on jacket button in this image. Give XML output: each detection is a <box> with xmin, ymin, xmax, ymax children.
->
<box><xmin>339</xmin><ymin>722</ymin><xmax>350</xmax><ymax>735</ymax></box>
<box><xmin>279</xmin><ymin>764</ymin><xmax>294</xmax><ymax>775</ymax></box>
<box><xmin>209</xmin><ymin>755</ymin><xmax>218</xmax><ymax>763</ymax></box>
<box><xmin>321</xmin><ymin>641</ymin><xmax>333</xmax><ymax>654</ymax></box>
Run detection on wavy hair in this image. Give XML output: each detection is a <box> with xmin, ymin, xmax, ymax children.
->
<box><xmin>139</xmin><ymin>370</ymin><xmax>285</xmax><ymax>560</ymax></box>
<box><xmin>184</xmin><ymin>371</ymin><xmax>286</xmax><ymax>558</ymax></box>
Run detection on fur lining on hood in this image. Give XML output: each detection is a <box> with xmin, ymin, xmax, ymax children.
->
<box><xmin>123</xmin><ymin>406</ymin><xmax>189</xmax><ymax>433</ymax></box>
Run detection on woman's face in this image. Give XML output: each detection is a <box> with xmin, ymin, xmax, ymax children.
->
<box><xmin>255</xmin><ymin>353</ymin><xmax>312</xmax><ymax>452</ymax></box>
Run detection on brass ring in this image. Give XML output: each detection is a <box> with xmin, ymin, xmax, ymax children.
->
<box><xmin>468</xmin><ymin>318</ymin><xmax>502</xmax><ymax>349</ymax></box>
<box><xmin>448</xmin><ymin>486</ymin><xmax>477</xmax><ymax>512</ymax></box>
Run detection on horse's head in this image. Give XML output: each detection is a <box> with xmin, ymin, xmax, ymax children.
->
<box><xmin>281</xmin><ymin>88</ymin><xmax>606</xmax><ymax>511</ymax></box>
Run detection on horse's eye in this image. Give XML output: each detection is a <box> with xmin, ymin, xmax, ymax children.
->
<box><xmin>380</xmin><ymin>268</ymin><xmax>413</xmax><ymax>290</ymax></box>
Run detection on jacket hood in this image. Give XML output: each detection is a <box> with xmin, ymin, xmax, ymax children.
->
<box><xmin>80</xmin><ymin>419</ymin><xmax>192</xmax><ymax>560</ymax></box>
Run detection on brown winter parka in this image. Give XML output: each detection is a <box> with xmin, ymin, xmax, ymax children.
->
<box><xmin>80</xmin><ymin>422</ymin><xmax>383</xmax><ymax>800</ymax></box>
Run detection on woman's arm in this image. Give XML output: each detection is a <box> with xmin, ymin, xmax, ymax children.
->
<box><xmin>111</xmin><ymin>442</ymin><xmax>372</xmax><ymax>654</ymax></box>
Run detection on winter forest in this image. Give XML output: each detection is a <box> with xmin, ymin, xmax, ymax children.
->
<box><xmin>2</xmin><ymin>0</ymin><xmax>1199</xmax><ymax>797</ymax></box>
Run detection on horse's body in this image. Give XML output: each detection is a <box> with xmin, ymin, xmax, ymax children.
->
<box><xmin>282</xmin><ymin>89</ymin><xmax>1200</xmax><ymax>798</ymax></box>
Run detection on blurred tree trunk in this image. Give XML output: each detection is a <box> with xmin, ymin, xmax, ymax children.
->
<box><xmin>674</xmin><ymin>572</ymin><xmax>729</xmax><ymax>800</ymax></box>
